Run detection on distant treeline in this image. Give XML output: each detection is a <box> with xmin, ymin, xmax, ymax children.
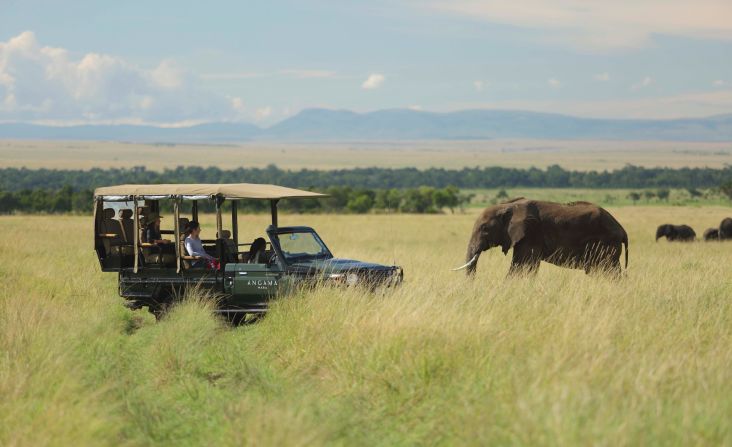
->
<box><xmin>0</xmin><ymin>186</ymin><xmax>471</xmax><ymax>215</ymax></box>
<box><xmin>1</xmin><ymin>164</ymin><xmax>732</xmax><ymax>191</ymax></box>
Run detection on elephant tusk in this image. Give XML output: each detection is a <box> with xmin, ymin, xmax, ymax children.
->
<box><xmin>452</xmin><ymin>254</ymin><xmax>479</xmax><ymax>271</ymax></box>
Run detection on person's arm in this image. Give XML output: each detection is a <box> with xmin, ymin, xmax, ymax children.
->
<box><xmin>147</xmin><ymin>227</ymin><xmax>169</xmax><ymax>244</ymax></box>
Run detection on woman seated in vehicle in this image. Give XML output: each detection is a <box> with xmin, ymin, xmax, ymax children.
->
<box><xmin>145</xmin><ymin>213</ymin><xmax>174</xmax><ymax>254</ymax></box>
<box><xmin>184</xmin><ymin>220</ymin><xmax>216</xmax><ymax>268</ymax></box>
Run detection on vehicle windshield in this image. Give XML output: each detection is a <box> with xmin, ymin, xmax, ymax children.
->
<box><xmin>273</xmin><ymin>231</ymin><xmax>331</xmax><ymax>262</ymax></box>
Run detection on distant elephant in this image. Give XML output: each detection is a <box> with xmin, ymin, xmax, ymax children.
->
<box><xmin>655</xmin><ymin>224</ymin><xmax>696</xmax><ymax>242</ymax></box>
<box><xmin>454</xmin><ymin>198</ymin><xmax>628</xmax><ymax>276</ymax></box>
<box><xmin>720</xmin><ymin>217</ymin><xmax>732</xmax><ymax>240</ymax></box>
<box><xmin>703</xmin><ymin>228</ymin><xmax>720</xmax><ymax>241</ymax></box>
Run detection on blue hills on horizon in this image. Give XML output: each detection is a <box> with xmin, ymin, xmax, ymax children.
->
<box><xmin>1</xmin><ymin>108</ymin><xmax>731</xmax><ymax>142</ymax></box>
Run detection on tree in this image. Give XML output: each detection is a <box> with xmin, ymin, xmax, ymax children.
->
<box><xmin>373</xmin><ymin>189</ymin><xmax>402</xmax><ymax>211</ymax></box>
<box><xmin>495</xmin><ymin>189</ymin><xmax>509</xmax><ymax>200</ymax></box>
<box><xmin>643</xmin><ymin>190</ymin><xmax>655</xmax><ymax>202</ymax></box>
<box><xmin>656</xmin><ymin>188</ymin><xmax>670</xmax><ymax>201</ymax></box>
<box><xmin>433</xmin><ymin>186</ymin><xmax>460</xmax><ymax>213</ymax></box>
<box><xmin>401</xmin><ymin>187</ymin><xmax>436</xmax><ymax>213</ymax></box>
<box><xmin>346</xmin><ymin>193</ymin><xmax>374</xmax><ymax>213</ymax></box>
<box><xmin>687</xmin><ymin>188</ymin><xmax>702</xmax><ymax>198</ymax></box>
<box><xmin>627</xmin><ymin>192</ymin><xmax>641</xmax><ymax>205</ymax></box>
<box><xmin>721</xmin><ymin>182</ymin><xmax>732</xmax><ymax>200</ymax></box>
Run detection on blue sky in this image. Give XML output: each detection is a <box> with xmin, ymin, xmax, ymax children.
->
<box><xmin>0</xmin><ymin>0</ymin><xmax>730</xmax><ymax>125</ymax></box>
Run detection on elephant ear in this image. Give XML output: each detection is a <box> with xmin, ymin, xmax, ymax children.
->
<box><xmin>500</xmin><ymin>202</ymin><xmax>537</xmax><ymax>254</ymax></box>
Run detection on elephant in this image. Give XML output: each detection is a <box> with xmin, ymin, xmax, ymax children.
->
<box><xmin>703</xmin><ymin>228</ymin><xmax>720</xmax><ymax>241</ymax></box>
<box><xmin>454</xmin><ymin>198</ymin><xmax>628</xmax><ymax>276</ymax></box>
<box><xmin>655</xmin><ymin>224</ymin><xmax>696</xmax><ymax>242</ymax></box>
<box><xmin>720</xmin><ymin>217</ymin><xmax>732</xmax><ymax>240</ymax></box>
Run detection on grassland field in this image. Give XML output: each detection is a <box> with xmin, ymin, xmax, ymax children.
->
<box><xmin>1</xmin><ymin>139</ymin><xmax>731</xmax><ymax>171</ymax></box>
<box><xmin>2</xmin><ymin>204</ymin><xmax>732</xmax><ymax>446</ymax></box>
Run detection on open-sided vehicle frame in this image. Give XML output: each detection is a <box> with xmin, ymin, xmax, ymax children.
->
<box><xmin>94</xmin><ymin>183</ymin><xmax>403</xmax><ymax>320</ymax></box>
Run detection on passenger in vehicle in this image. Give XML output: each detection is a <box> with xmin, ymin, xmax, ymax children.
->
<box><xmin>145</xmin><ymin>213</ymin><xmax>174</xmax><ymax>255</ymax></box>
<box><xmin>248</xmin><ymin>237</ymin><xmax>267</xmax><ymax>264</ymax></box>
<box><xmin>218</xmin><ymin>230</ymin><xmax>239</xmax><ymax>263</ymax></box>
<box><xmin>184</xmin><ymin>220</ymin><xmax>216</xmax><ymax>267</ymax></box>
<box><xmin>144</xmin><ymin>213</ymin><xmax>169</xmax><ymax>243</ymax></box>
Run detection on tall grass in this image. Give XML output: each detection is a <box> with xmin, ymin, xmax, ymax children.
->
<box><xmin>1</xmin><ymin>206</ymin><xmax>731</xmax><ymax>445</ymax></box>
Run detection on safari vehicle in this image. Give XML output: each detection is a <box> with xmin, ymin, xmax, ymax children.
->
<box><xmin>94</xmin><ymin>183</ymin><xmax>403</xmax><ymax>321</ymax></box>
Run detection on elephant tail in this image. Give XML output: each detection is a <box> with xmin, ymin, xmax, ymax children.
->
<box><xmin>623</xmin><ymin>234</ymin><xmax>629</xmax><ymax>269</ymax></box>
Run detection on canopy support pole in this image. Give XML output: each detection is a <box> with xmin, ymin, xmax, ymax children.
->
<box><xmin>93</xmin><ymin>198</ymin><xmax>102</xmax><ymax>250</ymax></box>
<box><xmin>133</xmin><ymin>197</ymin><xmax>139</xmax><ymax>273</ymax></box>
<box><xmin>270</xmin><ymin>199</ymin><xmax>279</xmax><ymax>228</ymax></box>
<box><xmin>232</xmin><ymin>200</ymin><xmax>238</xmax><ymax>246</ymax></box>
<box><xmin>215</xmin><ymin>195</ymin><xmax>224</xmax><ymax>238</ymax></box>
<box><xmin>174</xmin><ymin>197</ymin><xmax>181</xmax><ymax>274</ymax></box>
<box><xmin>192</xmin><ymin>200</ymin><xmax>198</xmax><ymax>222</ymax></box>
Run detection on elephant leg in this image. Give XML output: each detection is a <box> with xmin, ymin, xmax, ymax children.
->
<box><xmin>508</xmin><ymin>242</ymin><xmax>541</xmax><ymax>276</ymax></box>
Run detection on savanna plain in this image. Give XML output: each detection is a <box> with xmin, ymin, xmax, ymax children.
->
<box><xmin>2</xmin><ymin>206</ymin><xmax>732</xmax><ymax>446</ymax></box>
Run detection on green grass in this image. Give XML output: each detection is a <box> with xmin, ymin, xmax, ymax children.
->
<box><xmin>2</xmin><ymin>207</ymin><xmax>732</xmax><ymax>445</ymax></box>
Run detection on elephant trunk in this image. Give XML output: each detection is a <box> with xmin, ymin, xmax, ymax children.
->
<box><xmin>459</xmin><ymin>235</ymin><xmax>484</xmax><ymax>276</ymax></box>
<box><xmin>655</xmin><ymin>227</ymin><xmax>664</xmax><ymax>241</ymax></box>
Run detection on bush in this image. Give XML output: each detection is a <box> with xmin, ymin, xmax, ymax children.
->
<box><xmin>0</xmin><ymin>186</ymin><xmax>472</xmax><ymax>215</ymax></box>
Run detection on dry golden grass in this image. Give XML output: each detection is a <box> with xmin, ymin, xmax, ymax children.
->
<box><xmin>1</xmin><ymin>205</ymin><xmax>732</xmax><ymax>445</ymax></box>
<box><xmin>1</xmin><ymin>139</ymin><xmax>731</xmax><ymax>170</ymax></box>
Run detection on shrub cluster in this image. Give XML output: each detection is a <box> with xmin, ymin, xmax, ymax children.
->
<box><xmin>0</xmin><ymin>186</ymin><xmax>471</xmax><ymax>215</ymax></box>
<box><xmin>1</xmin><ymin>164</ymin><xmax>732</xmax><ymax>191</ymax></box>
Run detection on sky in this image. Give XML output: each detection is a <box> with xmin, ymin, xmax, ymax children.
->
<box><xmin>0</xmin><ymin>0</ymin><xmax>730</xmax><ymax>126</ymax></box>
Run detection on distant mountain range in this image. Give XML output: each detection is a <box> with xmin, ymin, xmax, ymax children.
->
<box><xmin>1</xmin><ymin>109</ymin><xmax>731</xmax><ymax>142</ymax></box>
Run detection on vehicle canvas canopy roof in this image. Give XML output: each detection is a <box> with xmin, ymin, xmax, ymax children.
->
<box><xmin>94</xmin><ymin>183</ymin><xmax>327</xmax><ymax>201</ymax></box>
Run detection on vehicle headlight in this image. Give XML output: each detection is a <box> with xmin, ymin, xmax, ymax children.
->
<box><xmin>346</xmin><ymin>273</ymin><xmax>359</xmax><ymax>286</ymax></box>
<box><xmin>328</xmin><ymin>273</ymin><xmax>345</xmax><ymax>284</ymax></box>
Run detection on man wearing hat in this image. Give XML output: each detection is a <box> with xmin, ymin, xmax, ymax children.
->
<box><xmin>145</xmin><ymin>213</ymin><xmax>173</xmax><ymax>250</ymax></box>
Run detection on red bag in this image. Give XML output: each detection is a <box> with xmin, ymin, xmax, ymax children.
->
<box><xmin>207</xmin><ymin>259</ymin><xmax>220</xmax><ymax>270</ymax></box>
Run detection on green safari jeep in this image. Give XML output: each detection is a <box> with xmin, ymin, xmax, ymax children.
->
<box><xmin>94</xmin><ymin>183</ymin><xmax>403</xmax><ymax>321</ymax></box>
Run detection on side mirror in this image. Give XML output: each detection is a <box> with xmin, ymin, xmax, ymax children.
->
<box><xmin>267</xmin><ymin>253</ymin><xmax>279</xmax><ymax>268</ymax></box>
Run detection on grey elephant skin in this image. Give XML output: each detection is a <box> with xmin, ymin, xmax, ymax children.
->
<box><xmin>703</xmin><ymin>228</ymin><xmax>720</xmax><ymax>241</ymax></box>
<box><xmin>655</xmin><ymin>224</ymin><xmax>696</xmax><ymax>242</ymax></box>
<box><xmin>720</xmin><ymin>218</ymin><xmax>732</xmax><ymax>240</ymax></box>
<box><xmin>457</xmin><ymin>198</ymin><xmax>628</xmax><ymax>276</ymax></box>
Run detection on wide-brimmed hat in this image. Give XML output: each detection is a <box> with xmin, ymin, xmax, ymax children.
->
<box><xmin>145</xmin><ymin>213</ymin><xmax>164</xmax><ymax>224</ymax></box>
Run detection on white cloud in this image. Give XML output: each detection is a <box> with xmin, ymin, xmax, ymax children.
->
<box><xmin>594</xmin><ymin>72</ymin><xmax>610</xmax><ymax>81</ymax></box>
<box><xmin>150</xmin><ymin>59</ymin><xmax>184</xmax><ymax>89</ymax></box>
<box><xmin>408</xmin><ymin>105</ymin><xmax>422</xmax><ymax>110</ymax></box>
<box><xmin>230</xmin><ymin>97</ymin><xmax>245</xmax><ymax>112</ymax></box>
<box><xmin>631</xmin><ymin>76</ymin><xmax>654</xmax><ymax>90</ymax></box>
<box><xmin>547</xmin><ymin>78</ymin><xmax>562</xmax><ymax>88</ymax></box>
<box><xmin>254</xmin><ymin>106</ymin><xmax>272</xmax><ymax>121</ymax></box>
<box><xmin>473</xmin><ymin>80</ymin><xmax>485</xmax><ymax>91</ymax></box>
<box><xmin>429</xmin><ymin>1</ymin><xmax>732</xmax><ymax>50</ymax></box>
<box><xmin>0</xmin><ymin>31</ymin><xmax>245</xmax><ymax>125</ymax></box>
<box><xmin>361</xmin><ymin>73</ymin><xmax>385</xmax><ymax>89</ymax></box>
<box><xmin>713</xmin><ymin>79</ymin><xmax>726</xmax><ymax>87</ymax></box>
